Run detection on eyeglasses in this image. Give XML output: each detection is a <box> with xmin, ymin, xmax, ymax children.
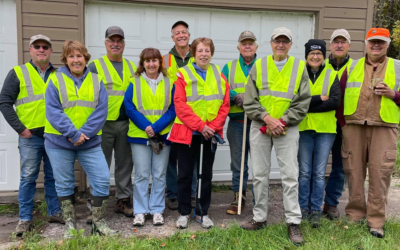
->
<box><xmin>272</xmin><ymin>40</ymin><xmax>291</xmax><ymax>45</ymax></box>
<box><xmin>32</xmin><ymin>45</ymin><xmax>50</xmax><ymax>50</ymax></box>
<box><xmin>308</xmin><ymin>52</ymin><xmax>323</xmax><ymax>58</ymax></box>
<box><xmin>332</xmin><ymin>41</ymin><xmax>348</xmax><ymax>45</ymax></box>
<box><xmin>106</xmin><ymin>39</ymin><xmax>125</xmax><ymax>45</ymax></box>
<box><xmin>368</xmin><ymin>40</ymin><xmax>387</xmax><ymax>46</ymax></box>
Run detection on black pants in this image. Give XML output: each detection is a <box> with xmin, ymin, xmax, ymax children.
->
<box><xmin>176</xmin><ymin>135</ymin><xmax>216</xmax><ymax>216</ymax></box>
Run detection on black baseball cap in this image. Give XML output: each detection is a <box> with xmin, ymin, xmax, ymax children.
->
<box><xmin>105</xmin><ymin>26</ymin><xmax>124</xmax><ymax>39</ymax></box>
<box><xmin>171</xmin><ymin>21</ymin><xmax>189</xmax><ymax>30</ymax></box>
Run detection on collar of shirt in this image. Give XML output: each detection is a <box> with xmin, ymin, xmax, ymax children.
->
<box><xmin>239</xmin><ymin>53</ymin><xmax>257</xmax><ymax>67</ymax></box>
<box><xmin>58</xmin><ymin>66</ymin><xmax>90</xmax><ymax>89</ymax></box>
<box><xmin>192</xmin><ymin>62</ymin><xmax>208</xmax><ymax>81</ymax></box>
<box><xmin>29</xmin><ymin>60</ymin><xmax>56</xmax><ymax>81</ymax></box>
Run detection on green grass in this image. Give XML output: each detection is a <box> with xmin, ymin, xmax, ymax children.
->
<box><xmin>0</xmin><ymin>204</ymin><xmax>19</xmax><ymax>214</ymax></box>
<box><xmin>12</xmin><ymin>218</ymin><xmax>400</xmax><ymax>250</ymax></box>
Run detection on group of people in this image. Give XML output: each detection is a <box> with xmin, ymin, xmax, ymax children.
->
<box><xmin>0</xmin><ymin>18</ymin><xmax>399</xmax><ymax>246</ymax></box>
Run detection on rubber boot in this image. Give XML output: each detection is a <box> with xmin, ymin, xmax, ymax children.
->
<box><xmin>92</xmin><ymin>199</ymin><xmax>118</xmax><ymax>236</ymax></box>
<box><xmin>61</xmin><ymin>199</ymin><xmax>77</xmax><ymax>239</ymax></box>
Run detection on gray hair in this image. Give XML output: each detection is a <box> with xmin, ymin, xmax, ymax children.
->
<box><xmin>237</xmin><ymin>40</ymin><xmax>259</xmax><ymax>49</ymax></box>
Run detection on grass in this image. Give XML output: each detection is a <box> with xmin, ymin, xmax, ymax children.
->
<box><xmin>0</xmin><ymin>204</ymin><xmax>19</xmax><ymax>214</ymax></box>
<box><xmin>11</xmin><ymin>218</ymin><xmax>400</xmax><ymax>250</ymax></box>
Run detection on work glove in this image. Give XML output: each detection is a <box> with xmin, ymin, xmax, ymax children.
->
<box><xmin>233</xmin><ymin>93</ymin><xmax>244</xmax><ymax>108</ymax></box>
<box><xmin>147</xmin><ymin>134</ymin><xmax>165</xmax><ymax>154</ymax></box>
<box><xmin>211</xmin><ymin>133</ymin><xmax>226</xmax><ymax>153</ymax></box>
<box><xmin>260</xmin><ymin>118</ymin><xmax>289</xmax><ymax>137</ymax></box>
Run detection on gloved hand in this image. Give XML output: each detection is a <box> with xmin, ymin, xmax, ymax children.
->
<box><xmin>211</xmin><ymin>133</ymin><xmax>226</xmax><ymax>153</ymax></box>
<box><xmin>233</xmin><ymin>93</ymin><xmax>244</xmax><ymax>108</ymax></box>
<box><xmin>147</xmin><ymin>134</ymin><xmax>164</xmax><ymax>154</ymax></box>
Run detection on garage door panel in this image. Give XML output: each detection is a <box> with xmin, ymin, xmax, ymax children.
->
<box><xmin>156</xmin><ymin>11</ymin><xmax>198</xmax><ymax>44</ymax></box>
<box><xmin>0</xmin><ymin>0</ymin><xmax>17</xmax><ymax>45</ymax></box>
<box><xmin>210</xmin><ymin>13</ymin><xmax>251</xmax><ymax>47</ymax></box>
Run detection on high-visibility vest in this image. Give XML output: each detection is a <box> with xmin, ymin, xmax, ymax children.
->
<box><xmin>174</xmin><ymin>63</ymin><xmax>226</xmax><ymax>124</ymax></box>
<box><xmin>92</xmin><ymin>55</ymin><xmax>136</xmax><ymax>121</ymax></box>
<box><xmin>128</xmin><ymin>76</ymin><xmax>174</xmax><ymax>138</ymax></box>
<box><xmin>226</xmin><ymin>59</ymin><xmax>248</xmax><ymax>114</ymax></box>
<box><xmin>255</xmin><ymin>55</ymin><xmax>306</xmax><ymax>119</ymax></box>
<box><xmin>325</xmin><ymin>58</ymin><xmax>353</xmax><ymax>80</ymax></box>
<box><xmin>45</xmin><ymin>72</ymin><xmax>102</xmax><ymax>135</ymax></box>
<box><xmin>344</xmin><ymin>57</ymin><xmax>400</xmax><ymax>123</ymax></box>
<box><xmin>299</xmin><ymin>67</ymin><xmax>337</xmax><ymax>133</ymax></box>
<box><xmin>14</xmin><ymin>63</ymin><xmax>55</xmax><ymax>129</ymax></box>
<box><xmin>163</xmin><ymin>53</ymin><xmax>194</xmax><ymax>82</ymax></box>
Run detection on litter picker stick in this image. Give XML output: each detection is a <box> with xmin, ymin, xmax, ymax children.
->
<box><xmin>238</xmin><ymin>113</ymin><xmax>248</xmax><ymax>215</ymax></box>
<box><xmin>197</xmin><ymin>137</ymin><xmax>204</xmax><ymax>220</ymax></box>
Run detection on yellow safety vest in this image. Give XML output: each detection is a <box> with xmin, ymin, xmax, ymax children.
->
<box><xmin>14</xmin><ymin>63</ymin><xmax>54</xmax><ymax>129</ymax></box>
<box><xmin>255</xmin><ymin>55</ymin><xmax>306</xmax><ymax>119</ymax></box>
<box><xmin>45</xmin><ymin>72</ymin><xmax>102</xmax><ymax>135</ymax></box>
<box><xmin>299</xmin><ymin>67</ymin><xmax>337</xmax><ymax>133</ymax></box>
<box><xmin>174</xmin><ymin>63</ymin><xmax>226</xmax><ymax>124</ymax></box>
<box><xmin>163</xmin><ymin>53</ymin><xmax>195</xmax><ymax>82</ymax></box>
<box><xmin>128</xmin><ymin>76</ymin><xmax>174</xmax><ymax>138</ymax></box>
<box><xmin>325</xmin><ymin>58</ymin><xmax>353</xmax><ymax>80</ymax></box>
<box><xmin>92</xmin><ymin>55</ymin><xmax>136</xmax><ymax>121</ymax></box>
<box><xmin>226</xmin><ymin>59</ymin><xmax>248</xmax><ymax>114</ymax></box>
<box><xmin>344</xmin><ymin>57</ymin><xmax>400</xmax><ymax>123</ymax></box>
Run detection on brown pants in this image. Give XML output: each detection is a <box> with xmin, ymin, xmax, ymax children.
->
<box><xmin>341</xmin><ymin>124</ymin><xmax>397</xmax><ymax>228</ymax></box>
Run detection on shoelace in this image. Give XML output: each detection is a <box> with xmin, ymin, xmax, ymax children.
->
<box><xmin>249</xmin><ymin>219</ymin><xmax>257</xmax><ymax>225</ymax></box>
<box><xmin>289</xmin><ymin>225</ymin><xmax>300</xmax><ymax>236</ymax></box>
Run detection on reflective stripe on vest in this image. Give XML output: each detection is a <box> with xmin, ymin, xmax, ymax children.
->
<box><xmin>325</xmin><ymin>58</ymin><xmax>352</xmax><ymax>80</ymax></box>
<box><xmin>98</xmin><ymin>57</ymin><xmax>135</xmax><ymax>96</ymax></box>
<box><xmin>229</xmin><ymin>59</ymin><xmax>246</xmax><ymax>90</ymax></box>
<box><xmin>15</xmin><ymin>64</ymin><xmax>45</xmax><ymax>106</ymax></box>
<box><xmin>163</xmin><ymin>54</ymin><xmax>170</xmax><ymax>69</ymax></box>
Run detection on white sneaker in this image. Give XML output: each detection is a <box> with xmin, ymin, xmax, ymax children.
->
<box><xmin>195</xmin><ymin>215</ymin><xmax>214</xmax><ymax>229</ymax></box>
<box><xmin>153</xmin><ymin>213</ymin><xmax>164</xmax><ymax>226</ymax></box>
<box><xmin>176</xmin><ymin>215</ymin><xmax>189</xmax><ymax>229</ymax></box>
<box><xmin>133</xmin><ymin>213</ymin><xmax>145</xmax><ymax>226</ymax></box>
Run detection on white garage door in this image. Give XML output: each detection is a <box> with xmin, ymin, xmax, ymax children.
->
<box><xmin>0</xmin><ymin>0</ymin><xmax>20</xmax><ymax>191</ymax></box>
<box><xmin>85</xmin><ymin>1</ymin><xmax>315</xmax><ymax>183</ymax></box>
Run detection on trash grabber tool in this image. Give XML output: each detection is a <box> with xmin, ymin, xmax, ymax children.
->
<box><xmin>196</xmin><ymin>136</ymin><xmax>205</xmax><ymax>221</ymax></box>
<box><xmin>238</xmin><ymin>113</ymin><xmax>248</xmax><ymax>215</ymax></box>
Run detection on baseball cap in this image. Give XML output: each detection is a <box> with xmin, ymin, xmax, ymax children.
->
<box><xmin>30</xmin><ymin>34</ymin><xmax>51</xmax><ymax>46</ymax></box>
<box><xmin>172</xmin><ymin>21</ymin><xmax>189</xmax><ymax>30</ymax></box>
<box><xmin>238</xmin><ymin>31</ymin><xmax>257</xmax><ymax>42</ymax></box>
<box><xmin>105</xmin><ymin>26</ymin><xmax>125</xmax><ymax>39</ymax></box>
<box><xmin>366</xmin><ymin>28</ymin><xmax>391</xmax><ymax>42</ymax></box>
<box><xmin>330</xmin><ymin>29</ymin><xmax>351</xmax><ymax>44</ymax></box>
<box><xmin>271</xmin><ymin>27</ymin><xmax>292</xmax><ymax>41</ymax></box>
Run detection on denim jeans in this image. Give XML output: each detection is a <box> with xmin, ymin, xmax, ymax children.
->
<box><xmin>131</xmin><ymin>143</ymin><xmax>170</xmax><ymax>215</ymax></box>
<box><xmin>298</xmin><ymin>131</ymin><xmax>336</xmax><ymax>212</ymax></box>
<box><xmin>166</xmin><ymin>143</ymin><xmax>197</xmax><ymax>199</ymax></box>
<box><xmin>324</xmin><ymin>124</ymin><xmax>346</xmax><ymax>206</ymax></box>
<box><xmin>45</xmin><ymin>146</ymin><xmax>110</xmax><ymax>197</ymax></box>
<box><xmin>18</xmin><ymin>135</ymin><xmax>60</xmax><ymax>221</ymax></box>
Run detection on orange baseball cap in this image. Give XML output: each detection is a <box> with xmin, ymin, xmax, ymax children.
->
<box><xmin>366</xmin><ymin>28</ymin><xmax>391</xmax><ymax>42</ymax></box>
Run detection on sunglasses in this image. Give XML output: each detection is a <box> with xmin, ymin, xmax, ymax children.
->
<box><xmin>32</xmin><ymin>45</ymin><xmax>50</xmax><ymax>50</ymax></box>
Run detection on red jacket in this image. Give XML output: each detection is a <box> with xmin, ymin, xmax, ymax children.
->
<box><xmin>168</xmin><ymin>72</ymin><xmax>230</xmax><ymax>145</ymax></box>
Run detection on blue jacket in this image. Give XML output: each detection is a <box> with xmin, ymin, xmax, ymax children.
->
<box><xmin>44</xmin><ymin>66</ymin><xmax>108</xmax><ymax>150</ymax></box>
<box><xmin>124</xmin><ymin>78</ymin><xmax>176</xmax><ymax>145</ymax></box>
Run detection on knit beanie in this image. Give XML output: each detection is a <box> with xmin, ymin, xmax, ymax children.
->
<box><xmin>304</xmin><ymin>39</ymin><xmax>326</xmax><ymax>59</ymax></box>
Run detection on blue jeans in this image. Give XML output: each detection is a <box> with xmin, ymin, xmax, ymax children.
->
<box><xmin>166</xmin><ymin>143</ymin><xmax>197</xmax><ymax>199</ymax></box>
<box><xmin>324</xmin><ymin>124</ymin><xmax>346</xmax><ymax>206</ymax></box>
<box><xmin>131</xmin><ymin>144</ymin><xmax>170</xmax><ymax>215</ymax></box>
<box><xmin>298</xmin><ymin>131</ymin><xmax>336</xmax><ymax>212</ymax></box>
<box><xmin>45</xmin><ymin>146</ymin><xmax>110</xmax><ymax>197</ymax></box>
<box><xmin>18</xmin><ymin>135</ymin><xmax>60</xmax><ymax>221</ymax></box>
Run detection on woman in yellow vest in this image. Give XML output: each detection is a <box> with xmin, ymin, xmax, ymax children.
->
<box><xmin>124</xmin><ymin>48</ymin><xmax>176</xmax><ymax>227</ymax></box>
<box><xmin>44</xmin><ymin>40</ymin><xmax>117</xmax><ymax>238</ymax></box>
<box><xmin>168</xmin><ymin>37</ymin><xmax>230</xmax><ymax>229</ymax></box>
<box><xmin>298</xmin><ymin>40</ymin><xmax>341</xmax><ymax>228</ymax></box>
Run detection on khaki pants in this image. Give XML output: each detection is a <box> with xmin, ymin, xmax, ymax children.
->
<box><xmin>341</xmin><ymin>124</ymin><xmax>397</xmax><ymax>228</ymax></box>
<box><xmin>250</xmin><ymin>121</ymin><xmax>302</xmax><ymax>224</ymax></box>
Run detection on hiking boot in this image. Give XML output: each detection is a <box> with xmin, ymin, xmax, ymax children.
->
<box><xmin>370</xmin><ymin>227</ymin><xmax>384</xmax><ymax>238</ymax></box>
<box><xmin>153</xmin><ymin>213</ymin><xmax>164</xmax><ymax>226</ymax></box>
<box><xmin>86</xmin><ymin>214</ymin><xmax>93</xmax><ymax>225</ymax></box>
<box><xmin>15</xmin><ymin>221</ymin><xmax>32</xmax><ymax>237</ymax></box>
<box><xmin>322</xmin><ymin>204</ymin><xmax>339</xmax><ymax>220</ymax></box>
<box><xmin>309</xmin><ymin>211</ymin><xmax>321</xmax><ymax>228</ymax></box>
<box><xmin>133</xmin><ymin>213</ymin><xmax>145</xmax><ymax>226</ymax></box>
<box><xmin>301</xmin><ymin>209</ymin><xmax>309</xmax><ymax>220</ymax></box>
<box><xmin>61</xmin><ymin>200</ymin><xmax>77</xmax><ymax>239</ymax></box>
<box><xmin>176</xmin><ymin>215</ymin><xmax>189</xmax><ymax>229</ymax></box>
<box><xmin>167</xmin><ymin>198</ymin><xmax>178</xmax><ymax>210</ymax></box>
<box><xmin>287</xmin><ymin>223</ymin><xmax>304</xmax><ymax>246</ymax></box>
<box><xmin>48</xmin><ymin>212</ymin><xmax>65</xmax><ymax>224</ymax></box>
<box><xmin>195</xmin><ymin>215</ymin><xmax>214</xmax><ymax>229</ymax></box>
<box><xmin>241</xmin><ymin>219</ymin><xmax>267</xmax><ymax>231</ymax></box>
<box><xmin>114</xmin><ymin>198</ymin><xmax>133</xmax><ymax>217</ymax></box>
<box><xmin>92</xmin><ymin>200</ymin><xmax>118</xmax><ymax>236</ymax></box>
<box><xmin>226</xmin><ymin>190</ymin><xmax>246</xmax><ymax>215</ymax></box>
<box><xmin>191</xmin><ymin>197</ymin><xmax>196</xmax><ymax>208</ymax></box>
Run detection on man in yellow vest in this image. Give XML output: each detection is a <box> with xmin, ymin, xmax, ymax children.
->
<box><xmin>322</xmin><ymin>29</ymin><xmax>352</xmax><ymax>220</ymax></box>
<box><xmin>342</xmin><ymin>28</ymin><xmax>400</xmax><ymax>238</ymax></box>
<box><xmin>222</xmin><ymin>31</ymin><xmax>258</xmax><ymax>215</ymax></box>
<box><xmin>242</xmin><ymin>27</ymin><xmax>311</xmax><ymax>246</ymax></box>
<box><xmin>88</xmin><ymin>26</ymin><xmax>136</xmax><ymax>217</ymax></box>
<box><xmin>0</xmin><ymin>35</ymin><xmax>63</xmax><ymax>236</ymax></box>
<box><xmin>163</xmin><ymin>21</ymin><xmax>197</xmax><ymax>210</ymax></box>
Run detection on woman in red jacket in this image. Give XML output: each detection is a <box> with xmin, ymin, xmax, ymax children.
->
<box><xmin>168</xmin><ymin>37</ymin><xmax>230</xmax><ymax>229</ymax></box>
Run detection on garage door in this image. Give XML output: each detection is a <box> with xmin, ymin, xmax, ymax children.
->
<box><xmin>0</xmin><ymin>0</ymin><xmax>20</xmax><ymax>191</ymax></box>
<box><xmin>85</xmin><ymin>2</ymin><xmax>315</xmax><ymax>182</ymax></box>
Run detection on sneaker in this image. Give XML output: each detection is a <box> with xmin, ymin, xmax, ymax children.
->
<box><xmin>176</xmin><ymin>215</ymin><xmax>189</xmax><ymax>229</ymax></box>
<box><xmin>153</xmin><ymin>213</ymin><xmax>164</xmax><ymax>226</ymax></box>
<box><xmin>15</xmin><ymin>221</ymin><xmax>32</xmax><ymax>236</ymax></box>
<box><xmin>322</xmin><ymin>204</ymin><xmax>339</xmax><ymax>220</ymax></box>
<box><xmin>114</xmin><ymin>198</ymin><xmax>133</xmax><ymax>217</ymax></box>
<box><xmin>133</xmin><ymin>213</ymin><xmax>145</xmax><ymax>226</ymax></box>
<box><xmin>301</xmin><ymin>209</ymin><xmax>309</xmax><ymax>220</ymax></box>
<box><xmin>167</xmin><ymin>198</ymin><xmax>179</xmax><ymax>210</ymax></box>
<box><xmin>48</xmin><ymin>213</ymin><xmax>65</xmax><ymax>224</ymax></box>
<box><xmin>287</xmin><ymin>223</ymin><xmax>304</xmax><ymax>246</ymax></box>
<box><xmin>195</xmin><ymin>215</ymin><xmax>214</xmax><ymax>229</ymax></box>
<box><xmin>226</xmin><ymin>190</ymin><xmax>246</xmax><ymax>215</ymax></box>
<box><xmin>191</xmin><ymin>197</ymin><xmax>196</xmax><ymax>208</ymax></box>
<box><xmin>309</xmin><ymin>211</ymin><xmax>321</xmax><ymax>228</ymax></box>
<box><xmin>240</xmin><ymin>219</ymin><xmax>267</xmax><ymax>231</ymax></box>
<box><xmin>370</xmin><ymin>227</ymin><xmax>384</xmax><ymax>238</ymax></box>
